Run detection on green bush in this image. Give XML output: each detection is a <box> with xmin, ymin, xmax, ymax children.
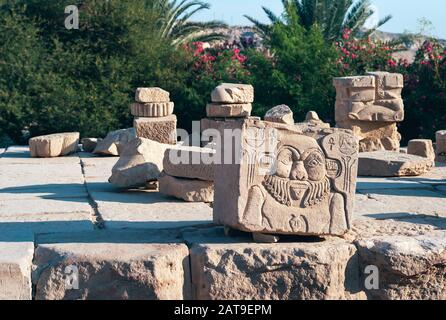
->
<box><xmin>0</xmin><ymin>0</ymin><xmax>187</xmax><ymax>145</ymax></box>
<box><xmin>247</xmin><ymin>22</ymin><xmax>339</xmax><ymax>122</ymax></box>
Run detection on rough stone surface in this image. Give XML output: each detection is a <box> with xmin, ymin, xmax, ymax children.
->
<box><xmin>188</xmin><ymin>228</ymin><xmax>361</xmax><ymax>300</ymax></box>
<box><xmin>33</xmin><ymin>243</ymin><xmax>190</xmax><ymax>300</ymax></box>
<box><xmin>334</xmin><ymin>72</ymin><xmax>404</xmax><ymax>152</ymax></box>
<box><xmin>135</xmin><ymin>87</ymin><xmax>170</xmax><ymax>103</ymax></box>
<box><xmin>211</xmin><ymin>83</ymin><xmax>254</xmax><ymax>104</ymax></box>
<box><xmin>134</xmin><ymin>115</ymin><xmax>177</xmax><ymax>145</ymax></box>
<box><xmin>408</xmin><ymin>139</ymin><xmax>435</xmax><ymax>162</ymax></box>
<box><xmin>436</xmin><ymin>130</ymin><xmax>446</xmax><ymax>162</ymax></box>
<box><xmin>356</xmin><ymin>231</ymin><xmax>446</xmax><ymax>300</ymax></box>
<box><xmin>264</xmin><ymin>105</ymin><xmax>294</xmax><ymax>125</ymax></box>
<box><xmin>81</xmin><ymin>138</ymin><xmax>101</xmax><ymax>153</ymax></box>
<box><xmin>29</xmin><ymin>133</ymin><xmax>79</xmax><ymax>158</ymax></box>
<box><xmin>337</xmin><ymin>121</ymin><xmax>401</xmax><ymax>152</ymax></box>
<box><xmin>0</xmin><ymin>241</ymin><xmax>34</xmax><ymax>300</ymax></box>
<box><xmin>130</xmin><ymin>102</ymin><xmax>174</xmax><ymax>117</ymax></box>
<box><xmin>213</xmin><ymin>118</ymin><xmax>359</xmax><ymax>236</ymax></box>
<box><xmin>358</xmin><ymin>151</ymin><xmax>434</xmax><ymax>177</ymax></box>
<box><xmin>295</xmin><ymin>111</ymin><xmax>330</xmax><ymax>132</ymax></box>
<box><xmin>93</xmin><ymin>128</ymin><xmax>136</xmax><ymax>156</ymax></box>
<box><xmin>163</xmin><ymin>147</ymin><xmax>215</xmax><ymax>181</ymax></box>
<box><xmin>109</xmin><ymin>138</ymin><xmax>170</xmax><ymax>189</ymax></box>
<box><xmin>206</xmin><ymin>103</ymin><xmax>252</xmax><ymax>118</ymax></box>
<box><xmin>159</xmin><ymin>173</ymin><xmax>214</xmax><ymax>202</ymax></box>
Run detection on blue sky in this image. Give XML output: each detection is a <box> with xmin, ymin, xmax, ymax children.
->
<box><xmin>193</xmin><ymin>0</ymin><xmax>446</xmax><ymax>39</ymax></box>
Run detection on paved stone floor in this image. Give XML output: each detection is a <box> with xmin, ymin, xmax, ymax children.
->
<box><xmin>0</xmin><ymin>146</ymin><xmax>445</xmax><ymax>300</ymax></box>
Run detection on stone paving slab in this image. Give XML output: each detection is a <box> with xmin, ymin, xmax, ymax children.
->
<box><xmin>355</xmin><ymin>189</ymin><xmax>446</xmax><ymax>219</ymax></box>
<box><xmin>91</xmin><ymin>190</ymin><xmax>213</xmax><ymax>230</ymax></box>
<box><xmin>0</xmin><ymin>240</ymin><xmax>34</xmax><ymax>300</ymax></box>
<box><xmin>1</xmin><ymin>146</ymin><xmax>81</xmax><ymax>165</ymax></box>
<box><xmin>356</xmin><ymin>177</ymin><xmax>433</xmax><ymax>191</ymax></box>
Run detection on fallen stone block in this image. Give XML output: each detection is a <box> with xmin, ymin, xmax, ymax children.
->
<box><xmin>29</xmin><ymin>132</ymin><xmax>79</xmax><ymax>158</ymax></box>
<box><xmin>206</xmin><ymin>103</ymin><xmax>252</xmax><ymax>118</ymax></box>
<box><xmin>32</xmin><ymin>243</ymin><xmax>191</xmax><ymax>300</ymax></box>
<box><xmin>358</xmin><ymin>151</ymin><xmax>434</xmax><ymax>177</ymax></box>
<box><xmin>163</xmin><ymin>148</ymin><xmax>215</xmax><ymax>181</ymax></box>
<box><xmin>109</xmin><ymin>138</ymin><xmax>169</xmax><ymax>189</ymax></box>
<box><xmin>408</xmin><ymin>139</ymin><xmax>435</xmax><ymax>162</ymax></box>
<box><xmin>356</xmin><ymin>231</ymin><xmax>446</xmax><ymax>300</ymax></box>
<box><xmin>135</xmin><ymin>87</ymin><xmax>170</xmax><ymax>103</ymax></box>
<box><xmin>159</xmin><ymin>173</ymin><xmax>214</xmax><ymax>202</ymax></box>
<box><xmin>264</xmin><ymin>105</ymin><xmax>294</xmax><ymax>125</ymax></box>
<box><xmin>130</xmin><ymin>102</ymin><xmax>174</xmax><ymax>117</ymax></box>
<box><xmin>436</xmin><ymin>130</ymin><xmax>446</xmax><ymax>162</ymax></box>
<box><xmin>211</xmin><ymin>83</ymin><xmax>254</xmax><ymax>104</ymax></box>
<box><xmin>187</xmin><ymin>228</ymin><xmax>361</xmax><ymax>300</ymax></box>
<box><xmin>93</xmin><ymin>128</ymin><xmax>136</xmax><ymax>156</ymax></box>
<box><xmin>81</xmin><ymin>138</ymin><xmax>101</xmax><ymax>153</ymax></box>
<box><xmin>0</xmin><ymin>240</ymin><xmax>34</xmax><ymax>300</ymax></box>
<box><xmin>134</xmin><ymin>115</ymin><xmax>177</xmax><ymax>145</ymax></box>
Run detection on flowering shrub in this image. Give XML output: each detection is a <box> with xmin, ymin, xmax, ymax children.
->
<box><xmin>335</xmin><ymin>28</ymin><xmax>398</xmax><ymax>75</ymax></box>
<box><xmin>398</xmin><ymin>40</ymin><xmax>446</xmax><ymax>141</ymax></box>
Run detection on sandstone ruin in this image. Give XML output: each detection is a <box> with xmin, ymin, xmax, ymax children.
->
<box><xmin>132</xmin><ymin>87</ymin><xmax>177</xmax><ymax>145</ymax></box>
<box><xmin>213</xmin><ymin>118</ymin><xmax>359</xmax><ymax>237</ymax></box>
<box><xmin>206</xmin><ymin>83</ymin><xmax>253</xmax><ymax>118</ymax></box>
<box><xmin>436</xmin><ymin>130</ymin><xmax>446</xmax><ymax>162</ymax></box>
<box><xmin>334</xmin><ymin>72</ymin><xmax>404</xmax><ymax>152</ymax></box>
<box><xmin>29</xmin><ymin>132</ymin><xmax>79</xmax><ymax>158</ymax></box>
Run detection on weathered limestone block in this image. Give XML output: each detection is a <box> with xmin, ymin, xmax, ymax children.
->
<box><xmin>213</xmin><ymin>118</ymin><xmax>359</xmax><ymax>236</ymax></box>
<box><xmin>0</xmin><ymin>241</ymin><xmax>34</xmax><ymax>300</ymax></box>
<box><xmin>338</xmin><ymin>120</ymin><xmax>401</xmax><ymax>152</ymax></box>
<box><xmin>93</xmin><ymin>128</ymin><xmax>136</xmax><ymax>156</ymax></box>
<box><xmin>211</xmin><ymin>83</ymin><xmax>254</xmax><ymax>104</ymax></box>
<box><xmin>334</xmin><ymin>72</ymin><xmax>404</xmax><ymax>152</ymax></box>
<box><xmin>407</xmin><ymin>139</ymin><xmax>435</xmax><ymax>162</ymax></box>
<box><xmin>29</xmin><ymin>132</ymin><xmax>79</xmax><ymax>158</ymax></box>
<box><xmin>109</xmin><ymin>138</ymin><xmax>170</xmax><ymax>188</ymax></box>
<box><xmin>356</xmin><ymin>231</ymin><xmax>446</xmax><ymax>300</ymax></box>
<box><xmin>436</xmin><ymin>130</ymin><xmax>446</xmax><ymax>162</ymax></box>
<box><xmin>159</xmin><ymin>173</ymin><xmax>214</xmax><ymax>202</ymax></box>
<box><xmin>135</xmin><ymin>87</ymin><xmax>170</xmax><ymax>103</ymax></box>
<box><xmin>189</xmin><ymin>229</ymin><xmax>361</xmax><ymax>300</ymax></box>
<box><xmin>264</xmin><ymin>105</ymin><xmax>294</xmax><ymax>125</ymax></box>
<box><xmin>81</xmin><ymin>138</ymin><xmax>101</xmax><ymax>153</ymax></box>
<box><xmin>32</xmin><ymin>243</ymin><xmax>190</xmax><ymax>300</ymax></box>
<box><xmin>134</xmin><ymin>115</ymin><xmax>177</xmax><ymax>145</ymax></box>
<box><xmin>295</xmin><ymin>111</ymin><xmax>330</xmax><ymax>132</ymax></box>
<box><xmin>130</xmin><ymin>102</ymin><xmax>174</xmax><ymax>117</ymax></box>
<box><xmin>163</xmin><ymin>148</ymin><xmax>215</xmax><ymax>181</ymax></box>
<box><xmin>358</xmin><ymin>151</ymin><xmax>434</xmax><ymax>177</ymax></box>
<box><xmin>206</xmin><ymin>103</ymin><xmax>252</xmax><ymax>118</ymax></box>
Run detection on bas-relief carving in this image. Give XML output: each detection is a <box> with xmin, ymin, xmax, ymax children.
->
<box><xmin>239</xmin><ymin>121</ymin><xmax>359</xmax><ymax>236</ymax></box>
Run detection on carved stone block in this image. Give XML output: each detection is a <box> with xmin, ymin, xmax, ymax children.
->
<box><xmin>436</xmin><ymin>130</ymin><xmax>446</xmax><ymax>163</ymax></box>
<box><xmin>334</xmin><ymin>72</ymin><xmax>405</xmax><ymax>152</ymax></box>
<box><xmin>213</xmin><ymin>118</ymin><xmax>359</xmax><ymax>236</ymax></box>
<box><xmin>134</xmin><ymin>115</ymin><xmax>177</xmax><ymax>145</ymax></box>
<box><xmin>206</xmin><ymin>103</ymin><xmax>252</xmax><ymax>118</ymax></box>
<box><xmin>408</xmin><ymin>139</ymin><xmax>435</xmax><ymax>162</ymax></box>
<box><xmin>130</xmin><ymin>102</ymin><xmax>174</xmax><ymax>117</ymax></box>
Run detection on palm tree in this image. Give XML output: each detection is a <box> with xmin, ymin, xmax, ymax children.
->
<box><xmin>153</xmin><ymin>0</ymin><xmax>228</xmax><ymax>47</ymax></box>
<box><xmin>245</xmin><ymin>0</ymin><xmax>392</xmax><ymax>42</ymax></box>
